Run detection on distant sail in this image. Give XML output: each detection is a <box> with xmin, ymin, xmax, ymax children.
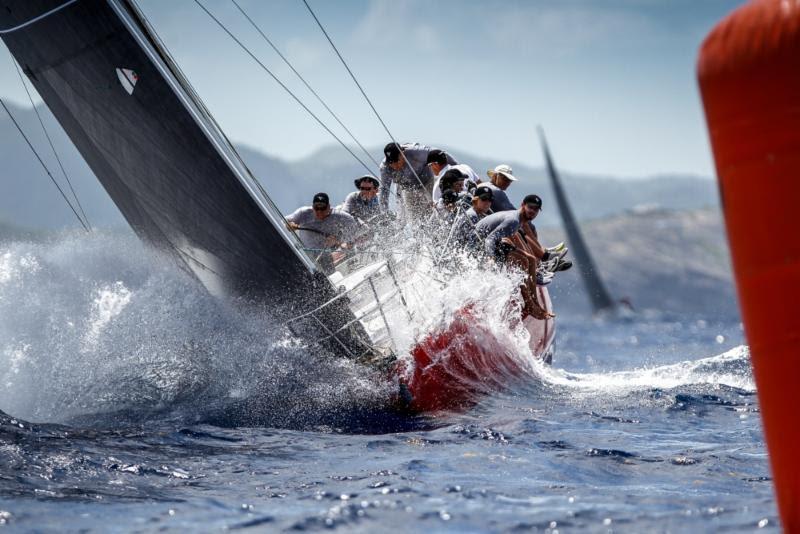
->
<box><xmin>537</xmin><ymin>127</ymin><xmax>616</xmax><ymax>314</ymax></box>
<box><xmin>0</xmin><ymin>0</ymin><xmax>366</xmax><ymax>352</ymax></box>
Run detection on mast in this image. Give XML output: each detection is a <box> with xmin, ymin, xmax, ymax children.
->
<box><xmin>537</xmin><ymin>126</ymin><xmax>616</xmax><ymax>314</ymax></box>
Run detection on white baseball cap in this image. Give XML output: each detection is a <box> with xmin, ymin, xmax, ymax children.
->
<box><xmin>487</xmin><ymin>164</ymin><xmax>517</xmax><ymax>181</ymax></box>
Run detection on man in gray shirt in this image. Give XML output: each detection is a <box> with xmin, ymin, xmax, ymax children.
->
<box><xmin>286</xmin><ymin>192</ymin><xmax>360</xmax><ymax>273</ymax></box>
<box><xmin>341</xmin><ymin>175</ymin><xmax>383</xmax><ymax>223</ymax></box>
<box><xmin>474</xmin><ymin>194</ymin><xmax>549</xmax><ymax>261</ymax></box>
<box><xmin>483</xmin><ymin>164</ymin><xmax>518</xmax><ymax>212</ymax></box>
<box><xmin>380</xmin><ymin>142</ymin><xmax>457</xmax><ymax>221</ymax></box>
<box><xmin>474</xmin><ymin>194</ymin><xmax>560</xmax><ymax>319</ymax></box>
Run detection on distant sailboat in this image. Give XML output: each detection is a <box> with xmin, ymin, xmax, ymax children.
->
<box><xmin>537</xmin><ymin>127</ymin><xmax>616</xmax><ymax>314</ymax></box>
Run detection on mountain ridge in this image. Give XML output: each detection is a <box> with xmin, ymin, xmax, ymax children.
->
<box><xmin>1</xmin><ymin>104</ymin><xmax>718</xmax><ymax>231</ymax></box>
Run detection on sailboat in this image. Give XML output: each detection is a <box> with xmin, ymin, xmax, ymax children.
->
<box><xmin>0</xmin><ymin>0</ymin><xmax>555</xmax><ymax>413</ymax></box>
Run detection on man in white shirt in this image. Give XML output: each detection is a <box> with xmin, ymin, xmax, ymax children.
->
<box><xmin>427</xmin><ymin>149</ymin><xmax>481</xmax><ymax>202</ymax></box>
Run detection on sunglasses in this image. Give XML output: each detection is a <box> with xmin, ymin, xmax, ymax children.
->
<box><xmin>524</xmin><ymin>204</ymin><xmax>541</xmax><ymax>210</ymax></box>
<box><xmin>312</xmin><ymin>204</ymin><xmax>328</xmax><ymax>211</ymax></box>
<box><xmin>359</xmin><ymin>186</ymin><xmax>375</xmax><ymax>191</ymax></box>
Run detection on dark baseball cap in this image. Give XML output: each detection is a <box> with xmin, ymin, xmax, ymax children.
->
<box><xmin>439</xmin><ymin>168</ymin><xmax>467</xmax><ymax>191</ymax></box>
<box><xmin>383</xmin><ymin>142</ymin><xmax>404</xmax><ymax>164</ymax></box>
<box><xmin>523</xmin><ymin>194</ymin><xmax>543</xmax><ymax>209</ymax></box>
<box><xmin>312</xmin><ymin>192</ymin><xmax>330</xmax><ymax>206</ymax></box>
<box><xmin>474</xmin><ymin>185</ymin><xmax>494</xmax><ymax>200</ymax></box>
<box><xmin>425</xmin><ymin>149</ymin><xmax>447</xmax><ymax>166</ymax></box>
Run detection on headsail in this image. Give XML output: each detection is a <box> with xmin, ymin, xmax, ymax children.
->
<box><xmin>537</xmin><ymin>126</ymin><xmax>616</xmax><ymax>314</ymax></box>
<box><xmin>0</xmin><ymin>0</ymin><xmax>367</xmax><ymax>352</ymax></box>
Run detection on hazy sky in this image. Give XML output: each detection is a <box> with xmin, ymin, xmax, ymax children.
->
<box><xmin>0</xmin><ymin>0</ymin><xmax>745</xmax><ymax>178</ymax></box>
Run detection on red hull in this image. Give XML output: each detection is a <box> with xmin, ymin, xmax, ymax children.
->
<box><xmin>394</xmin><ymin>287</ymin><xmax>555</xmax><ymax>413</ymax></box>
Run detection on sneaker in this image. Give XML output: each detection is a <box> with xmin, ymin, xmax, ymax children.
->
<box><xmin>536</xmin><ymin>271</ymin><xmax>554</xmax><ymax>286</ymax></box>
<box><xmin>554</xmin><ymin>259</ymin><xmax>573</xmax><ymax>272</ymax></box>
<box><xmin>543</xmin><ymin>257</ymin><xmax>573</xmax><ymax>273</ymax></box>
<box><xmin>547</xmin><ymin>242</ymin><xmax>566</xmax><ymax>253</ymax></box>
<box><xmin>541</xmin><ymin>257</ymin><xmax>559</xmax><ymax>273</ymax></box>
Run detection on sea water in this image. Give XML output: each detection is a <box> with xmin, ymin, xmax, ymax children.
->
<box><xmin>0</xmin><ymin>233</ymin><xmax>776</xmax><ymax>531</ymax></box>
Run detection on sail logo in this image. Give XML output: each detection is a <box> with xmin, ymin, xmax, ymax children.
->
<box><xmin>115</xmin><ymin>68</ymin><xmax>139</xmax><ymax>95</ymax></box>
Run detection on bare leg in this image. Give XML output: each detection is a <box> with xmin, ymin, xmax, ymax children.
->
<box><xmin>507</xmin><ymin>251</ymin><xmax>551</xmax><ymax>320</ymax></box>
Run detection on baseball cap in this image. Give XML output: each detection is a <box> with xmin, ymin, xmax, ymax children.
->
<box><xmin>487</xmin><ymin>164</ymin><xmax>517</xmax><ymax>182</ymax></box>
<box><xmin>474</xmin><ymin>185</ymin><xmax>494</xmax><ymax>200</ymax></box>
<box><xmin>383</xmin><ymin>142</ymin><xmax>404</xmax><ymax>164</ymax></box>
<box><xmin>439</xmin><ymin>168</ymin><xmax>467</xmax><ymax>191</ymax></box>
<box><xmin>523</xmin><ymin>194</ymin><xmax>542</xmax><ymax>209</ymax></box>
<box><xmin>312</xmin><ymin>192</ymin><xmax>330</xmax><ymax>206</ymax></box>
<box><xmin>425</xmin><ymin>149</ymin><xmax>447</xmax><ymax>166</ymax></box>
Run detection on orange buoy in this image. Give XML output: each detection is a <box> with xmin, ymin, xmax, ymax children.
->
<box><xmin>698</xmin><ymin>0</ymin><xmax>800</xmax><ymax>529</ymax></box>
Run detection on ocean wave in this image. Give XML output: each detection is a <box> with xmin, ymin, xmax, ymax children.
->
<box><xmin>537</xmin><ymin>344</ymin><xmax>754</xmax><ymax>394</ymax></box>
<box><xmin>0</xmin><ymin>233</ymin><xmax>392</xmax><ymax>426</ymax></box>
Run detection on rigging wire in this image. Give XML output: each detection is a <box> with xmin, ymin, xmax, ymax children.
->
<box><xmin>192</xmin><ymin>0</ymin><xmax>375</xmax><ymax>177</ymax></box>
<box><xmin>299</xmin><ymin>0</ymin><xmax>445</xmax><ymax>269</ymax></box>
<box><xmin>0</xmin><ymin>97</ymin><xmax>90</xmax><ymax>232</ymax></box>
<box><xmin>230</xmin><ymin>0</ymin><xmax>380</xmax><ymax>172</ymax></box>
<box><xmin>11</xmin><ymin>59</ymin><xmax>91</xmax><ymax>231</ymax></box>
<box><xmin>300</xmin><ymin>0</ymin><xmax>427</xmax><ymax>191</ymax></box>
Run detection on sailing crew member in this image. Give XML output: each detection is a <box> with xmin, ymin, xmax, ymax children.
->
<box><xmin>427</xmin><ymin>149</ymin><xmax>480</xmax><ymax>202</ymax></box>
<box><xmin>286</xmin><ymin>192</ymin><xmax>360</xmax><ymax>273</ymax></box>
<box><xmin>475</xmin><ymin>195</ymin><xmax>540</xmax><ymax>261</ymax></box>
<box><xmin>380</xmin><ymin>142</ymin><xmax>457</xmax><ymax>221</ymax></box>
<box><xmin>474</xmin><ymin>194</ymin><xmax>556</xmax><ymax>319</ymax></box>
<box><xmin>341</xmin><ymin>175</ymin><xmax>383</xmax><ymax>223</ymax></box>
<box><xmin>431</xmin><ymin>169</ymin><xmax>471</xmax><ymax>231</ymax></box>
<box><xmin>435</xmin><ymin>169</ymin><xmax>472</xmax><ymax>211</ymax></box>
<box><xmin>475</xmin><ymin>195</ymin><xmax>566</xmax><ymax>265</ymax></box>
<box><xmin>483</xmin><ymin>164</ymin><xmax>518</xmax><ymax>212</ymax></box>
<box><xmin>451</xmin><ymin>185</ymin><xmax>494</xmax><ymax>250</ymax></box>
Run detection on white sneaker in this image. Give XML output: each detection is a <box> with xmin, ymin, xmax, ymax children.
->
<box><xmin>536</xmin><ymin>270</ymin><xmax>554</xmax><ymax>286</ymax></box>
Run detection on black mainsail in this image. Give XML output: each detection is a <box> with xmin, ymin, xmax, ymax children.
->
<box><xmin>537</xmin><ymin>127</ymin><xmax>616</xmax><ymax>314</ymax></box>
<box><xmin>0</xmin><ymin>0</ymin><xmax>365</xmax><ymax>349</ymax></box>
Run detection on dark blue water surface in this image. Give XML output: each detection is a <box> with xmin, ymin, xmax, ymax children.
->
<box><xmin>0</xmin><ymin>235</ymin><xmax>777</xmax><ymax>532</ymax></box>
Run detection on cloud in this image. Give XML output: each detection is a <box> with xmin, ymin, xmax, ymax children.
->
<box><xmin>481</xmin><ymin>2</ymin><xmax>663</xmax><ymax>57</ymax></box>
<box><xmin>352</xmin><ymin>0</ymin><xmax>443</xmax><ymax>53</ymax></box>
